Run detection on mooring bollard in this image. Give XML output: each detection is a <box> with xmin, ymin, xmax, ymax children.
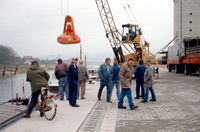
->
<box><xmin>16</xmin><ymin>93</ymin><xmax>18</xmax><ymax>104</ymax></box>
<box><xmin>156</xmin><ymin>67</ymin><xmax>159</xmax><ymax>78</ymax></box>
<box><xmin>153</xmin><ymin>67</ymin><xmax>159</xmax><ymax>78</ymax></box>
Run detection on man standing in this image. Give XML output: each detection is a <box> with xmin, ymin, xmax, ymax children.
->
<box><xmin>24</xmin><ymin>61</ymin><xmax>50</xmax><ymax>118</ymax></box>
<box><xmin>77</xmin><ymin>60</ymin><xmax>88</xmax><ymax>99</ymax></box>
<box><xmin>134</xmin><ymin>59</ymin><xmax>146</xmax><ymax>99</ymax></box>
<box><xmin>97</xmin><ymin>58</ymin><xmax>113</xmax><ymax>103</ymax></box>
<box><xmin>118</xmin><ymin>57</ymin><xmax>138</xmax><ymax>110</ymax></box>
<box><xmin>111</xmin><ymin>60</ymin><xmax>121</xmax><ymax>100</ymax></box>
<box><xmin>141</xmin><ymin>60</ymin><xmax>156</xmax><ymax>103</ymax></box>
<box><xmin>67</xmin><ymin>57</ymin><xmax>80</xmax><ymax>107</ymax></box>
<box><xmin>55</xmin><ymin>59</ymin><xmax>69</xmax><ymax>100</ymax></box>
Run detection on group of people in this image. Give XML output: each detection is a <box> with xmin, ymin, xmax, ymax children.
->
<box><xmin>24</xmin><ymin>56</ymin><xmax>156</xmax><ymax>118</ymax></box>
<box><xmin>97</xmin><ymin>57</ymin><xmax>156</xmax><ymax>110</ymax></box>
<box><xmin>54</xmin><ymin>57</ymin><xmax>88</xmax><ymax>107</ymax></box>
<box><xmin>24</xmin><ymin>57</ymin><xmax>88</xmax><ymax>118</ymax></box>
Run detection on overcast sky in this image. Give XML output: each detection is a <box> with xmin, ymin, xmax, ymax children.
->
<box><xmin>0</xmin><ymin>0</ymin><xmax>173</xmax><ymax>62</ymax></box>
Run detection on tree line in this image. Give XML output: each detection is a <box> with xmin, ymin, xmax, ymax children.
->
<box><xmin>0</xmin><ymin>44</ymin><xmax>57</xmax><ymax>65</ymax></box>
<box><xmin>0</xmin><ymin>45</ymin><xmax>17</xmax><ymax>64</ymax></box>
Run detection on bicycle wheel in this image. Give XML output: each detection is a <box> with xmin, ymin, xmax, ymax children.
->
<box><xmin>42</xmin><ymin>97</ymin><xmax>57</xmax><ymax>120</ymax></box>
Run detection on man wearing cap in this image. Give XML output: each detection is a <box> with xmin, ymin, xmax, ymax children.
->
<box><xmin>118</xmin><ymin>57</ymin><xmax>138</xmax><ymax>110</ymax></box>
<box><xmin>141</xmin><ymin>59</ymin><xmax>156</xmax><ymax>103</ymax></box>
<box><xmin>67</xmin><ymin>57</ymin><xmax>80</xmax><ymax>107</ymax></box>
<box><xmin>77</xmin><ymin>60</ymin><xmax>88</xmax><ymax>99</ymax></box>
<box><xmin>97</xmin><ymin>58</ymin><xmax>113</xmax><ymax>103</ymax></box>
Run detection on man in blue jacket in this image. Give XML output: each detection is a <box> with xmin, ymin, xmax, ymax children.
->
<box><xmin>67</xmin><ymin>57</ymin><xmax>79</xmax><ymax>107</ymax></box>
<box><xmin>97</xmin><ymin>58</ymin><xmax>113</xmax><ymax>103</ymax></box>
<box><xmin>111</xmin><ymin>60</ymin><xmax>121</xmax><ymax>100</ymax></box>
<box><xmin>134</xmin><ymin>59</ymin><xmax>146</xmax><ymax>99</ymax></box>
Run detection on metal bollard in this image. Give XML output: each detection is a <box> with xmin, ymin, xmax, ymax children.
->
<box><xmin>157</xmin><ymin>67</ymin><xmax>159</xmax><ymax>78</ymax></box>
<box><xmin>16</xmin><ymin>93</ymin><xmax>19</xmax><ymax>104</ymax></box>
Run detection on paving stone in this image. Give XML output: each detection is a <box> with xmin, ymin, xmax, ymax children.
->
<box><xmin>116</xmin><ymin>69</ymin><xmax>200</xmax><ymax>132</ymax></box>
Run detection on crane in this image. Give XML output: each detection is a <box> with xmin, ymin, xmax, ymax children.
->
<box><xmin>95</xmin><ymin>0</ymin><xmax>156</xmax><ymax>66</ymax></box>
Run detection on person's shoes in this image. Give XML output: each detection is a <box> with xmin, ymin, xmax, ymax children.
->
<box><xmin>23</xmin><ymin>114</ymin><xmax>30</xmax><ymax>118</ymax></box>
<box><xmin>141</xmin><ymin>100</ymin><xmax>147</xmax><ymax>103</ymax></box>
<box><xmin>150</xmin><ymin>99</ymin><xmax>156</xmax><ymax>101</ymax></box>
<box><xmin>107</xmin><ymin>100</ymin><xmax>112</xmax><ymax>103</ymax></box>
<box><xmin>118</xmin><ymin>106</ymin><xmax>126</xmax><ymax>109</ymax></box>
<box><xmin>134</xmin><ymin>97</ymin><xmax>140</xmax><ymax>99</ymax></box>
<box><xmin>98</xmin><ymin>97</ymin><xmax>101</xmax><ymax>101</ymax></box>
<box><xmin>71</xmin><ymin>104</ymin><xmax>80</xmax><ymax>107</ymax></box>
<box><xmin>81</xmin><ymin>97</ymin><xmax>85</xmax><ymax>99</ymax></box>
<box><xmin>130</xmin><ymin>106</ymin><xmax>138</xmax><ymax>110</ymax></box>
<box><xmin>40</xmin><ymin>113</ymin><xmax>44</xmax><ymax>117</ymax></box>
<box><xmin>60</xmin><ymin>98</ymin><xmax>63</xmax><ymax>101</ymax></box>
<box><xmin>67</xmin><ymin>99</ymin><xmax>69</xmax><ymax>101</ymax></box>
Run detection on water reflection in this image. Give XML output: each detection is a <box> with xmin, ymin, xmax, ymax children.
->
<box><xmin>0</xmin><ymin>70</ymin><xmax>57</xmax><ymax>103</ymax></box>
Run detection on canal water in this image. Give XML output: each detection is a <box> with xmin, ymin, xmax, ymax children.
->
<box><xmin>0</xmin><ymin>70</ymin><xmax>56</xmax><ymax>103</ymax></box>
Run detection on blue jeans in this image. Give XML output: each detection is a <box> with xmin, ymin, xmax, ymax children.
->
<box><xmin>59</xmin><ymin>76</ymin><xmax>69</xmax><ymax>100</ymax></box>
<box><xmin>27</xmin><ymin>90</ymin><xmax>43</xmax><ymax>115</ymax></box>
<box><xmin>68</xmin><ymin>78</ymin><xmax>78</xmax><ymax>106</ymax></box>
<box><xmin>136</xmin><ymin>82</ymin><xmax>144</xmax><ymax>98</ymax></box>
<box><xmin>98</xmin><ymin>79</ymin><xmax>112</xmax><ymax>101</ymax></box>
<box><xmin>144</xmin><ymin>84</ymin><xmax>156</xmax><ymax>102</ymax></box>
<box><xmin>111</xmin><ymin>80</ymin><xmax>120</xmax><ymax>99</ymax></box>
<box><xmin>118</xmin><ymin>88</ymin><xmax>134</xmax><ymax>108</ymax></box>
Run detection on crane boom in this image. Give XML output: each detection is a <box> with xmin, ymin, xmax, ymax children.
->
<box><xmin>96</xmin><ymin>0</ymin><xmax>156</xmax><ymax>66</ymax></box>
<box><xmin>95</xmin><ymin>0</ymin><xmax>125</xmax><ymax>63</ymax></box>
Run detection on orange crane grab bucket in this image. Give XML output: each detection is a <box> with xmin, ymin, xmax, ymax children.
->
<box><xmin>57</xmin><ymin>15</ymin><xmax>81</xmax><ymax>44</ymax></box>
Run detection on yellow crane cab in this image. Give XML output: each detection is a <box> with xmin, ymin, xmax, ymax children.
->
<box><xmin>122</xmin><ymin>24</ymin><xmax>141</xmax><ymax>44</ymax></box>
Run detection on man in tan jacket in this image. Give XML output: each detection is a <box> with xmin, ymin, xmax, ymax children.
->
<box><xmin>118</xmin><ymin>57</ymin><xmax>138</xmax><ymax>110</ymax></box>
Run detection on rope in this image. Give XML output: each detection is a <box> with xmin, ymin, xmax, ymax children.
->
<box><xmin>120</xmin><ymin>0</ymin><xmax>133</xmax><ymax>23</ymax></box>
<box><xmin>124</xmin><ymin>0</ymin><xmax>139</xmax><ymax>25</ymax></box>
<box><xmin>61</xmin><ymin>0</ymin><xmax>69</xmax><ymax>16</ymax></box>
<box><xmin>67</xmin><ymin>0</ymin><xmax>69</xmax><ymax>15</ymax></box>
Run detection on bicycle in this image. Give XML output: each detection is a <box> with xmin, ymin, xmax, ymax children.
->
<box><xmin>27</xmin><ymin>87</ymin><xmax>57</xmax><ymax>120</ymax></box>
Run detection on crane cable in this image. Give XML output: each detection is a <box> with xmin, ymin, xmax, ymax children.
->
<box><xmin>120</xmin><ymin>0</ymin><xmax>133</xmax><ymax>23</ymax></box>
<box><xmin>124</xmin><ymin>0</ymin><xmax>139</xmax><ymax>25</ymax></box>
<box><xmin>61</xmin><ymin>0</ymin><xmax>69</xmax><ymax>16</ymax></box>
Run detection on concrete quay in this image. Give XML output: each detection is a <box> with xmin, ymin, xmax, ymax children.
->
<box><xmin>2</xmin><ymin>82</ymin><xmax>101</xmax><ymax>132</ymax></box>
<box><xmin>2</xmin><ymin>68</ymin><xmax>200</xmax><ymax>132</ymax></box>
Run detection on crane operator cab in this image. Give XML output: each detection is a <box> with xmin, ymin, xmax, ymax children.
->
<box><xmin>122</xmin><ymin>24</ymin><xmax>142</xmax><ymax>44</ymax></box>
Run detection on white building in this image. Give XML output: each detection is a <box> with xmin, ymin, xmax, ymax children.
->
<box><xmin>24</xmin><ymin>59</ymin><xmax>32</xmax><ymax>65</ymax></box>
<box><xmin>174</xmin><ymin>0</ymin><xmax>200</xmax><ymax>44</ymax></box>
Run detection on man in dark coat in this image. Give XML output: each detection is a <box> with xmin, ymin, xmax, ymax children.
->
<box><xmin>134</xmin><ymin>59</ymin><xmax>146</xmax><ymax>99</ymax></box>
<box><xmin>55</xmin><ymin>59</ymin><xmax>69</xmax><ymax>100</ymax></box>
<box><xmin>67</xmin><ymin>57</ymin><xmax>79</xmax><ymax>107</ymax></box>
<box><xmin>24</xmin><ymin>61</ymin><xmax>50</xmax><ymax>118</ymax></box>
<box><xmin>111</xmin><ymin>60</ymin><xmax>121</xmax><ymax>100</ymax></box>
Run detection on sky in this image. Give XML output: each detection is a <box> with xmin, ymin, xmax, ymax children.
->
<box><xmin>0</xmin><ymin>0</ymin><xmax>174</xmax><ymax>62</ymax></box>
